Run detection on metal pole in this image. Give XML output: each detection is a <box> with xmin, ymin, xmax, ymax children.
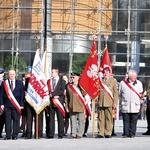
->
<box><xmin>127</xmin><ymin>0</ymin><xmax>131</xmax><ymax>72</ymax></box>
<box><xmin>44</xmin><ymin>0</ymin><xmax>47</xmax><ymax>51</ymax></box>
<box><xmin>69</xmin><ymin>0</ymin><xmax>75</xmax><ymax>78</ymax></box>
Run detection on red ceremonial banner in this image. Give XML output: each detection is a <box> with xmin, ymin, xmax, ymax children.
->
<box><xmin>79</xmin><ymin>40</ymin><xmax>100</xmax><ymax>100</ymax></box>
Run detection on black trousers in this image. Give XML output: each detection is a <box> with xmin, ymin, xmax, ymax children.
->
<box><xmin>84</xmin><ymin>115</ymin><xmax>89</xmax><ymax>134</ymax></box>
<box><xmin>146</xmin><ymin>106</ymin><xmax>150</xmax><ymax>132</ymax></box>
<box><xmin>26</xmin><ymin>103</ymin><xmax>43</xmax><ymax>138</ymax></box>
<box><xmin>5</xmin><ymin>107</ymin><xmax>20</xmax><ymax>138</ymax></box>
<box><xmin>44</xmin><ymin>106</ymin><xmax>50</xmax><ymax>137</ymax></box>
<box><xmin>0</xmin><ymin>113</ymin><xmax>5</xmax><ymax>136</ymax></box>
<box><xmin>122</xmin><ymin>113</ymin><xmax>138</xmax><ymax>136</ymax></box>
<box><xmin>48</xmin><ymin>103</ymin><xmax>64</xmax><ymax>138</ymax></box>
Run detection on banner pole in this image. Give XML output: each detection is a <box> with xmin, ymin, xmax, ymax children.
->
<box><xmin>36</xmin><ymin>114</ymin><xmax>39</xmax><ymax>139</ymax></box>
<box><xmin>92</xmin><ymin>99</ymin><xmax>95</xmax><ymax>138</ymax></box>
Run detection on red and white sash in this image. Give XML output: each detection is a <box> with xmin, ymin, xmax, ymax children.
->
<box><xmin>47</xmin><ymin>79</ymin><xmax>66</xmax><ymax>117</ymax></box>
<box><xmin>99</xmin><ymin>78</ymin><xmax>114</xmax><ymax>100</ymax></box>
<box><xmin>68</xmin><ymin>84</ymin><xmax>91</xmax><ymax>116</ymax></box>
<box><xmin>3</xmin><ymin>80</ymin><xmax>21</xmax><ymax>114</ymax></box>
<box><xmin>84</xmin><ymin>94</ymin><xmax>91</xmax><ymax>116</ymax></box>
<box><xmin>47</xmin><ymin>79</ymin><xmax>53</xmax><ymax>93</ymax></box>
<box><xmin>123</xmin><ymin>79</ymin><xmax>142</xmax><ymax>99</ymax></box>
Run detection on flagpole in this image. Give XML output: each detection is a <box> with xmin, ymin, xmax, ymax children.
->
<box><xmin>35</xmin><ymin>36</ymin><xmax>39</xmax><ymax>140</ymax></box>
<box><xmin>104</xmin><ymin>35</ymin><xmax>108</xmax><ymax>48</ymax></box>
<box><xmin>90</xmin><ymin>36</ymin><xmax>95</xmax><ymax>138</ymax></box>
<box><xmin>36</xmin><ymin>114</ymin><xmax>39</xmax><ymax>139</ymax></box>
<box><xmin>92</xmin><ymin>99</ymin><xmax>95</xmax><ymax>138</ymax></box>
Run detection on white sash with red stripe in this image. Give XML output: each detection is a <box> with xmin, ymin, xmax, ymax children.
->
<box><xmin>3</xmin><ymin>80</ymin><xmax>21</xmax><ymax>114</ymax></box>
<box><xmin>123</xmin><ymin>79</ymin><xmax>142</xmax><ymax>99</ymax></box>
<box><xmin>84</xmin><ymin>94</ymin><xmax>91</xmax><ymax>116</ymax></box>
<box><xmin>68</xmin><ymin>84</ymin><xmax>91</xmax><ymax>116</ymax></box>
<box><xmin>52</xmin><ymin>98</ymin><xmax>66</xmax><ymax>117</ymax></box>
<box><xmin>99</xmin><ymin>78</ymin><xmax>114</xmax><ymax>100</ymax></box>
<box><xmin>47</xmin><ymin>79</ymin><xmax>66</xmax><ymax>117</ymax></box>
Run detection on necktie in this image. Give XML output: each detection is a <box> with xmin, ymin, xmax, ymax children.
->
<box><xmin>52</xmin><ymin>78</ymin><xmax>56</xmax><ymax>90</ymax></box>
<box><xmin>10</xmin><ymin>81</ymin><xmax>13</xmax><ymax>91</ymax></box>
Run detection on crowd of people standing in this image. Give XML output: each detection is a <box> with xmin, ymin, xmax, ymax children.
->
<box><xmin>0</xmin><ymin>67</ymin><xmax>150</xmax><ymax>140</ymax></box>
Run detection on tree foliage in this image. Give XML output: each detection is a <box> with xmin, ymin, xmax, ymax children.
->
<box><xmin>0</xmin><ymin>56</ymin><xmax>27</xmax><ymax>79</ymax></box>
<box><xmin>72</xmin><ymin>53</ymin><xmax>89</xmax><ymax>74</ymax></box>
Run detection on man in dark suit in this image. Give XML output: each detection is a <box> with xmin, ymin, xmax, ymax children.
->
<box><xmin>0</xmin><ymin>68</ymin><xmax>5</xmax><ymax>138</ymax></box>
<box><xmin>0</xmin><ymin>69</ymin><xmax>24</xmax><ymax>140</ymax></box>
<box><xmin>47</xmin><ymin>68</ymin><xmax>66</xmax><ymax>139</ymax></box>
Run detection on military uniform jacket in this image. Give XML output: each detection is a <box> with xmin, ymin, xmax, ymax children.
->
<box><xmin>65</xmin><ymin>83</ymin><xmax>84</xmax><ymax>113</ymax></box>
<box><xmin>146</xmin><ymin>83</ymin><xmax>150</xmax><ymax>101</ymax></box>
<box><xmin>97</xmin><ymin>77</ymin><xmax>118</xmax><ymax>107</ymax></box>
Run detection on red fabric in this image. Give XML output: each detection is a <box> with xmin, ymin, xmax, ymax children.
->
<box><xmin>99</xmin><ymin>47</ymin><xmax>112</xmax><ymax>72</ymax></box>
<box><xmin>79</xmin><ymin>41</ymin><xmax>100</xmax><ymax>100</ymax></box>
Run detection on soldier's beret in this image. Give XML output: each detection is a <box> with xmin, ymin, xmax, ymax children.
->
<box><xmin>102</xmin><ymin>67</ymin><xmax>111</xmax><ymax>73</ymax></box>
<box><xmin>71</xmin><ymin>72</ymin><xmax>80</xmax><ymax>76</ymax></box>
<box><xmin>0</xmin><ymin>69</ymin><xmax>5</xmax><ymax>74</ymax></box>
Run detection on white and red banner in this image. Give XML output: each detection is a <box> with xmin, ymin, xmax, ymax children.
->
<box><xmin>41</xmin><ymin>50</ymin><xmax>51</xmax><ymax>80</ymax></box>
<box><xmin>26</xmin><ymin>50</ymin><xmax>50</xmax><ymax>114</ymax></box>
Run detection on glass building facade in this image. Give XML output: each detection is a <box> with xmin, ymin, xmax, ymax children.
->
<box><xmin>0</xmin><ymin>0</ymin><xmax>150</xmax><ymax>86</ymax></box>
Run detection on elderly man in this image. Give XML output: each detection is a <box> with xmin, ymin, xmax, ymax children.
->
<box><xmin>0</xmin><ymin>69</ymin><xmax>24</xmax><ymax>140</ymax></box>
<box><xmin>96</xmin><ymin>67</ymin><xmax>118</xmax><ymax>138</ymax></box>
<box><xmin>119</xmin><ymin>70</ymin><xmax>143</xmax><ymax>138</ymax></box>
<box><xmin>65</xmin><ymin>72</ymin><xmax>85</xmax><ymax>139</ymax></box>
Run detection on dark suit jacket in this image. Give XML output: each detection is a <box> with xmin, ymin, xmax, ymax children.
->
<box><xmin>51</xmin><ymin>77</ymin><xmax>66</xmax><ymax>105</ymax></box>
<box><xmin>0</xmin><ymin>79</ymin><xmax>24</xmax><ymax>108</ymax></box>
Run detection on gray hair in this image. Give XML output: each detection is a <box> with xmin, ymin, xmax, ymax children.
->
<box><xmin>128</xmin><ymin>70</ymin><xmax>137</xmax><ymax>77</ymax></box>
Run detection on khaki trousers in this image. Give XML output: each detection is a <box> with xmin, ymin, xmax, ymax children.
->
<box><xmin>97</xmin><ymin>107</ymin><xmax>113</xmax><ymax>136</ymax></box>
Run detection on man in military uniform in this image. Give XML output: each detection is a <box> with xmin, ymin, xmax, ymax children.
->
<box><xmin>96</xmin><ymin>67</ymin><xmax>118</xmax><ymax>138</ymax></box>
<box><xmin>65</xmin><ymin>72</ymin><xmax>85</xmax><ymax>139</ymax></box>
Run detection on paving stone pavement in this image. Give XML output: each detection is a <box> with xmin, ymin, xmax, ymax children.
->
<box><xmin>0</xmin><ymin>119</ymin><xmax>150</xmax><ymax>150</ymax></box>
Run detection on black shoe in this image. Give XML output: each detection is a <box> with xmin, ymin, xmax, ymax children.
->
<box><xmin>105</xmin><ymin>135</ymin><xmax>112</xmax><ymax>138</ymax></box>
<box><xmin>25</xmin><ymin>137</ymin><xmax>31</xmax><ymax>139</ymax></box>
<box><xmin>142</xmin><ymin>131</ymin><xmax>150</xmax><ymax>135</ymax></box>
<box><xmin>47</xmin><ymin>136</ymin><xmax>53</xmax><ymax>139</ymax></box>
<box><xmin>83</xmin><ymin>133</ymin><xmax>87</xmax><ymax>137</ymax></box>
<box><xmin>95</xmin><ymin>135</ymin><xmax>104</xmax><ymax>138</ymax></box>
<box><xmin>130</xmin><ymin>135</ymin><xmax>135</xmax><ymax>138</ymax></box>
<box><xmin>58</xmin><ymin>136</ymin><xmax>63</xmax><ymax>139</ymax></box>
<box><xmin>4</xmin><ymin>137</ymin><xmax>11</xmax><ymax>140</ymax></box>
<box><xmin>21</xmin><ymin>133</ymin><xmax>26</xmax><ymax>138</ymax></box>
<box><xmin>0</xmin><ymin>135</ymin><xmax>3</xmax><ymax>138</ymax></box>
<box><xmin>122</xmin><ymin>135</ymin><xmax>130</xmax><ymax>138</ymax></box>
<box><xmin>111</xmin><ymin>133</ymin><xmax>117</xmax><ymax>136</ymax></box>
<box><xmin>12</xmin><ymin>137</ymin><xmax>17</xmax><ymax>140</ymax></box>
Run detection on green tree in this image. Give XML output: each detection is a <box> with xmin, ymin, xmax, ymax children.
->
<box><xmin>0</xmin><ymin>56</ymin><xmax>27</xmax><ymax>79</ymax></box>
<box><xmin>72</xmin><ymin>54</ymin><xmax>89</xmax><ymax>74</ymax></box>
